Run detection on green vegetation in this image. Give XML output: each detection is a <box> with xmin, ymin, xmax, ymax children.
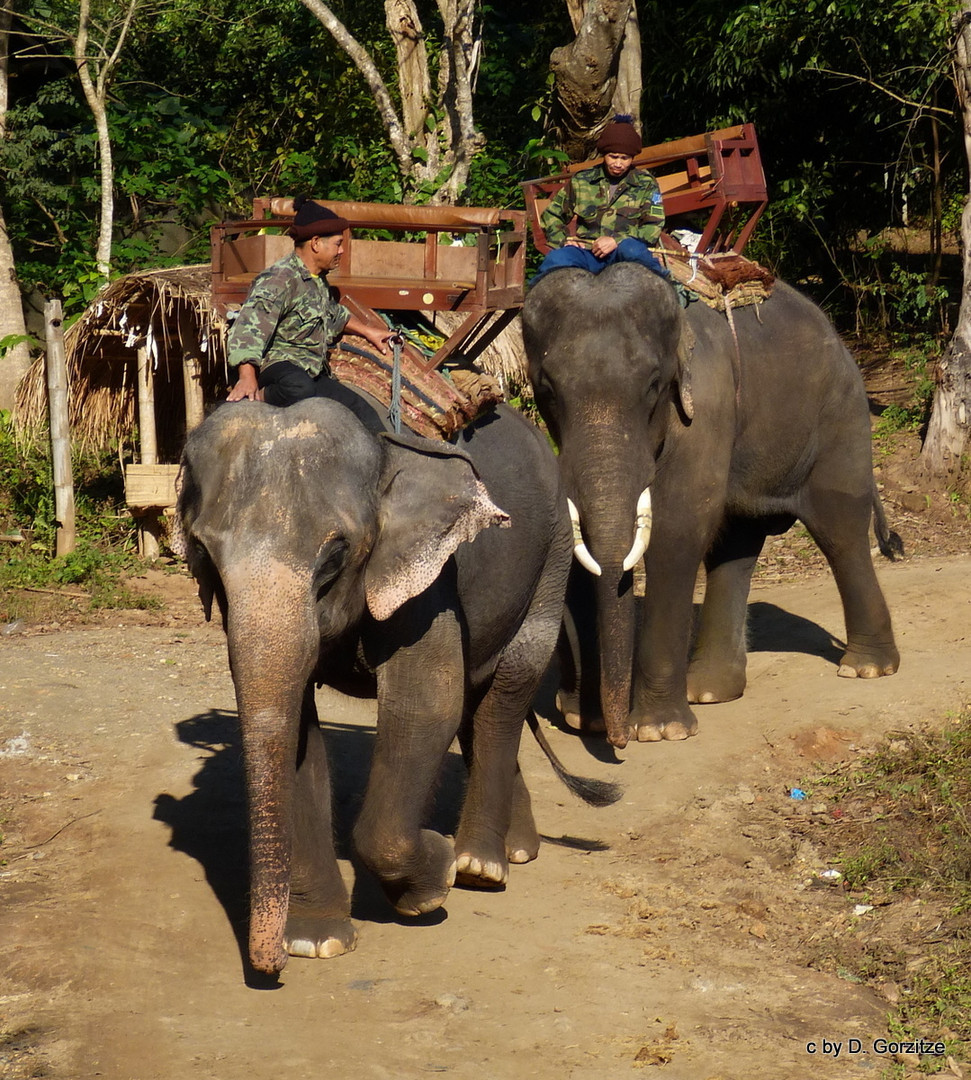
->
<box><xmin>0</xmin><ymin>411</ymin><xmax>159</xmax><ymax>622</ymax></box>
<box><xmin>872</xmin><ymin>340</ymin><xmax>940</xmax><ymax>438</ymax></box>
<box><xmin>805</xmin><ymin>716</ymin><xmax>971</xmax><ymax>1055</ymax></box>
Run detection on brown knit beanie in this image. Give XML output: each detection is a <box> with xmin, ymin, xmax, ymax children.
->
<box><xmin>596</xmin><ymin>115</ymin><xmax>642</xmax><ymax>157</ymax></box>
<box><xmin>288</xmin><ymin>195</ymin><xmax>349</xmax><ymax>241</ymax></box>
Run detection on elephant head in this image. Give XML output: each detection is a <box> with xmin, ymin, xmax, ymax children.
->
<box><xmin>522</xmin><ymin>263</ymin><xmax>692</xmax><ymax>747</ymax></box>
<box><xmin>177</xmin><ymin>399</ymin><xmax>508</xmax><ymax>974</ymax></box>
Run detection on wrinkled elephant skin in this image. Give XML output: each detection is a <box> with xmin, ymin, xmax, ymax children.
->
<box><xmin>177</xmin><ymin>400</ymin><xmax>571</xmax><ymax>975</ymax></box>
<box><xmin>523</xmin><ymin>263</ymin><xmax>899</xmax><ymax>748</ymax></box>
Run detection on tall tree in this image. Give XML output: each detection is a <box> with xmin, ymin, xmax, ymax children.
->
<box><xmin>298</xmin><ymin>0</ymin><xmax>485</xmax><ymax>204</ymax></box>
<box><xmin>551</xmin><ymin>0</ymin><xmax>638</xmax><ymax>161</ymax></box>
<box><xmin>14</xmin><ymin>0</ymin><xmax>149</xmax><ymax>282</ymax></box>
<box><xmin>73</xmin><ymin>0</ymin><xmax>141</xmax><ymax>279</ymax></box>
<box><xmin>922</xmin><ymin>1</ymin><xmax>971</xmax><ymax>482</ymax></box>
<box><xmin>0</xmin><ymin>4</ymin><xmax>30</xmax><ymax>411</ymax></box>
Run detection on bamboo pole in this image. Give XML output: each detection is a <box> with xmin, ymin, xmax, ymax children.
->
<box><xmin>178</xmin><ymin>308</ymin><xmax>206</xmax><ymax>432</ymax></box>
<box><xmin>136</xmin><ymin>344</ymin><xmax>160</xmax><ymax>559</ymax></box>
<box><xmin>44</xmin><ymin>299</ymin><xmax>76</xmax><ymax>557</ymax></box>
<box><xmin>136</xmin><ymin>345</ymin><xmax>157</xmax><ymax>465</ymax></box>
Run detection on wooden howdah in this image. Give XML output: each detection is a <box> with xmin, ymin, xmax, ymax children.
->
<box><xmin>521</xmin><ymin>123</ymin><xmax>769</xmax><ymax>258</ymax></box>
<box><xmin>210</xmin><ymin>198</ymin><xmax>527</xmax><ymax>374</ymax></box>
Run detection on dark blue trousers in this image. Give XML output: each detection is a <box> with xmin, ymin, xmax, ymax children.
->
<box><xmin>530</xmin><ymin>237</ymin><xmax>669</xmax><ymax>287</ymax></box>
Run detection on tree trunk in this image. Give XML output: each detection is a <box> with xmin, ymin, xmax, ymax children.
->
<box><xmin>300</xmin><ymin>0</ymin><xmax>484</xmax><ymax>204</ymax></box>
<box><xmin>550</xmin><ymin>0</ymin><xmax>635</xmax><ymax>161</ymax></box>
<box><xmin>921</xmin><ymin>3</ymin><xmax>971</xmax><ymax>482</ymax></box>
<box><xmin>610</xmin><ymin>1</ymin><xmax>642</xmax><ymax>127</ymax></box>
<box><xmin>0</xmin><ymin>6</ymin><xmax>30</xmax><ymax>411</ymax></box>
<box><xmin>74</xmin><ymin>0</ymin><xmax>138</xmax><ymax>281</ymax></box>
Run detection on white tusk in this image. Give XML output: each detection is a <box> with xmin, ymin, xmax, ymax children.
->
<box><xmin>622</xmin><ymin>487</ymin><xmax>653</xmax><ymax>571</ymax></box>
<box><xmin>567</xmin><ymin>497</ymin><xmax>602</xmax><ymax>577</ymax></box>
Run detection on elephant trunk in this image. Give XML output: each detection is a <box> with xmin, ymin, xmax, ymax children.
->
<box><xmin>565</xmin><ymin>441</ymin><xmax>650</xmax><ymax>748</ymax></box>
<box><xmin>595</xmin><ymin>569</ymin><xmax>636</xmax><ymax>748</ymax></box>
<box><xmin>223</xmin><ymin>560</ymin><xmax>318</xmax><ymax>976</ymax></box>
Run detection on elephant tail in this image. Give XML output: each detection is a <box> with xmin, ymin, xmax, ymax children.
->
<box><xmin>526</xmin><ymin>712</ymin><xmax>623</xmax><ymax>807</ymax></box>
<box><xmin>872</xmin><ymin>482</ymin><xmax>904</xmax><ymax>561</ymax></box>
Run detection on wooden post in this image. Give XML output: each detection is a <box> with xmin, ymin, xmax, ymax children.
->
<box><xmin>136</xmin><ymin>344</ymin><xmax>159</xmax><ymax>559</ymax></box>
<box><xmin>44</xmin><ymin>299</ymin><xmax>76</xmax><ymax>557</ymax></box>
<box><xmin>136</xmin><ymin>344</ymin><xmax>157</xmax><ymax>465</ymax></box>
<box><xmin>178</xmin><ymin>308</ymin><xmax>206</xmax><ymax>433</ymax></box>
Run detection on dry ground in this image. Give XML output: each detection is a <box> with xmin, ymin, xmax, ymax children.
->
<box><xmin>1</xmin><ymin>357</ymin><xmax>970</xmax><ymax>1080</ymax></box>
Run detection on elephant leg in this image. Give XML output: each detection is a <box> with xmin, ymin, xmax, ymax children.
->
<box><xmin>453</xmin><ymin>647</ymin><xmax>540</xmax><ymax>888</ymax></box>
<box><xmin>688</xmin><ymin>518</ymin><xmax>771</xmax><ymax>704</ymax></box>
<box><xmin>800</xmin><ymin>490</ymin><xmax>899</xmax><ymax>677</ymax></box>
<box><xmin>354</xmin><ymin>605</ymin><xmax>464</xmax><ymax>918</ymax></box>
<box><xmin>454</xmin><ymin>554</ymin><xmax>567</xmax><ymax>884</ymax></box>
<box><xmin>556</xmin><ymin>565</ymin><xmax>605</xmax><ymax>733</ymax></box>
<box><xmin>285</xmin><ymin>684</ymin><xmax>357</xmax><ymax>959</ymax></box>
<box><xmin>629</xmin><ymin>541</ymin><xmax>706</xmax><ymax>742</ymax></box>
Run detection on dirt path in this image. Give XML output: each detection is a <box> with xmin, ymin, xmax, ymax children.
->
<box><xmin>1</xmin><ymin>552</ymin><xmax>969</xmax><ymax>1080</ymax></box>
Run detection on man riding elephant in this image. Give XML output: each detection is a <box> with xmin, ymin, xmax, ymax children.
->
<box><xmin>226</xmin><ymin>195</ymin><xmax>394</xmax><ymax>430</ymax></box>
<box><xmin>530</xmin><ymin>115</ymin><xmax>668</xmax><ymax>287</ymax></box>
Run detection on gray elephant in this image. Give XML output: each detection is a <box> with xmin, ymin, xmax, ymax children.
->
<box><xmin>522</xmin><ymin>263</ymin><xmax>899</xmax><ymax>749</ymax></box>
<box><xmin>176</xmin><ymin>398</ymin><xmax>572</xmax><ymax>976</ymax></box>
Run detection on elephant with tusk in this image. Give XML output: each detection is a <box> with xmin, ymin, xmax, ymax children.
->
<box><xmin>524</xmin><ymin>262</ymin><xmax>899</xmax><ymax>750</ymax></box>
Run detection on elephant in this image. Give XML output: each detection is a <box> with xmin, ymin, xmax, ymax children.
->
<box><xmin>522</xmin><ymin>262</ymin><xmax>900</xmax><ymax>750</ymax></box>
<box><xmin>176</xmin><ymin>397</ymin><xmax>574</xmax><ymax>976</ymax></box>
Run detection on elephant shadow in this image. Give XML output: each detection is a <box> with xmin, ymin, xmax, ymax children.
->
<box><xmin>740</xmin><ymin>601</ymin><xmax>845</xmax><ymax>664</ymax></box>
<box><xmin>153</xmin><ymin>706</ymin><xmax>470</xmax><ymax>979</ymax></box>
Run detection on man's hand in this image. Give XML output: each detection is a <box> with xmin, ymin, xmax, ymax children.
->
<box><xmin>363</xmin><ymin>328</ymin><xmax>396</xmax><ymax>356</ymax></box>
<box><xmin>227</xmin><ymin>363</ymin><xmax>260</xmax><ymax>401</ymax></box>
<box><xmin>345</xmin><ymin>314</ymin><xmax>395</xmax><ymax>356</ymax></box>
<box><xmin>591</xmin><ymin>236</ymin><xmax>619</xmax><ymax>259</ymax></box>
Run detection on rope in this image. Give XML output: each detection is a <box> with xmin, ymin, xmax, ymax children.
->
<box><xmin>388</xmin><ymin>332</ymin><xmax>405</xmax><ymax>434</ymax></box>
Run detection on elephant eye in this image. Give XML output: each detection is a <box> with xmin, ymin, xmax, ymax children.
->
<box><xmin>313</xmin><ymin>537</ymin><xmax>349</xmax><ymax>597</ymax></box>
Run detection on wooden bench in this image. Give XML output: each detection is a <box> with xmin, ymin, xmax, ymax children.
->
<box><xmin>210</xmin><ymin>198</ymin><xmax>526</xmax><ymax>371</ymax></box>
<box><xmin>521</xmin><ymin>123</ymin><xmax>769</xmax><ymax>257</ymax></box>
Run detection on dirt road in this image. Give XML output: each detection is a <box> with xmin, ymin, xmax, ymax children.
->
<box><xmin>1</xmin><ymin>552</ymin><xmax>968</xmax><ymax>1080</ymax></box>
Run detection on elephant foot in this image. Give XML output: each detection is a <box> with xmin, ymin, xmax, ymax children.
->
<box><xmin>454</xmin><ymin>849</ymin><xmax>508</xmax><ymax>888</ymax></box>
<box><xmin>505</xmin><ymin>809</ymin><xmax>541</xmax><ymax>866</ymax></box>
<box><xmin>629</xmin><ymin>703</ymin><xmax>699</xmax><ymax>743</ymax></box>
<box><xmin>555</xmin><ymin>689</ymin><xmax>606</xmax><ymax>735</ymax></box>
<box><xmin>374</xmin><ymin>829</ymin><xmax>457</xmax><ymax>917</ymax></box>
<box><xmin>686</xmin><ymin>660</ymin><xmax>746</xmax><ymax>704</ymax></box>
<box><xmin>284</xmin><ymin>910</ymin><xmax>358</xmax><ymax>960</ymax></box>
<box><xmin>838</xmin><ymin>642</ymin><xmax>900</xmax><ymax>679</ymax></box>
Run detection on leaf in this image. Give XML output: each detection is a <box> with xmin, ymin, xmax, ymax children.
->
<box><xmin>0</xmin><ymin>334</ymin><xmax>41</xmax><ymax>355</ymax></box>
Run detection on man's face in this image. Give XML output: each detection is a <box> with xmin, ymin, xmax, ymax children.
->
<box><xmin>309</xmin><ymin>232</ymin><xmax>344</xmax><ymax>273</ymax></box>
<box><xmin>604</xmin><ymin>152</ymin><xmax>634</xmax><ymax>178</ymax></box>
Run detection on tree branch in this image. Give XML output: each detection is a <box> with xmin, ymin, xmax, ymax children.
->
<box><xmin>298</xmin><ymin>0</ymin><xmax>413</xmax><ymax>174</ymax></box>
<box><xmin>809</xmin><ymin>65</ymin><xmax>953</xmax><ymax>119</ymax></box>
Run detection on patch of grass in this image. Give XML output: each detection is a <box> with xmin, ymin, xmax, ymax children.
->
<box><xmin>803</xmin><ymin>715</ymin><xmax>971</xmax><ymax>1058</ymax></box>
<box><xmin>871</xmin><ymin>339</ymin><xmax>938</xmax><ymax>439</ymax></box>
<box><xmin>0</xmin><ymin>411</ymin><xmax>162</xmax><ymax>622</ymax></box>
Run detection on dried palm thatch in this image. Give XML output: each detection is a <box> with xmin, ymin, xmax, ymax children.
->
<box><xmin>13</xmin><ymin>265</ymin><xmax>533</xmax><ymax>462</ymax></box>
<box><xmin>15</xmin><ymin>265</ymin><xmax>228</xmax><ymax>461</ymax></box>
<box><xmin>422</xmin><ymin>310</ymin><xmax>530</xmax><ymax>395</ymax></box>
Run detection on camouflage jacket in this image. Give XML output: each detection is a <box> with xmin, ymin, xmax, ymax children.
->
<box><xmin>541</xmin><ymin>164</ymin><xmax>665</xmax><ymax>248</ymax></box>
<box><xmin>227</xmin><ymin>251</ymin><xmax>351</xmax><ymax>378</ymax></box>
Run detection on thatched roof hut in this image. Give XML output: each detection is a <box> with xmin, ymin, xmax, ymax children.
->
<box><xmin>14</xmin><ymin>263</ymin><xmax>530</xmax><ymax>465</ymax></box>
<box><xmin>15</xmin><ymin>265</ymin><xmax>227</xmax><ymax>463</ymax></box>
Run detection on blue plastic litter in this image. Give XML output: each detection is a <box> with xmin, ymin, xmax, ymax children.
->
<box><xmin>789</xmin><ymin>788</ymin><xmax>807</xmax><ymax>800</ymax></box>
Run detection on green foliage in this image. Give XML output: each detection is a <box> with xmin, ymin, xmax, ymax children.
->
<box><xmin>806</xmin><ymin>715</ymin><xmax>971</xmax><ymax>1046</ymax></box>
<box><xmin>815</xmin><ymin>718</ymin><xmax>971</xmax><ymax>897</ymax></box>
<box><xmin>0</xmin><ymin>412</ymin><xmax>157</xmax><ymax>618</ymax></box>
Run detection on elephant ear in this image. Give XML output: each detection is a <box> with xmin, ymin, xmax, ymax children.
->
<box><xmin>675</xmin><ymin>320</ymin><xmax>695</xmax><ymax>421</ymax></box>
<box><xmin>365</xmin><ymin>433</ymin><xmax>510</xmax><ymax>621</ymax></box>
<box><xmin>174</xmin><ymin>458</ymin><xmax>223</xmax><ymax>625</ymax></box>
